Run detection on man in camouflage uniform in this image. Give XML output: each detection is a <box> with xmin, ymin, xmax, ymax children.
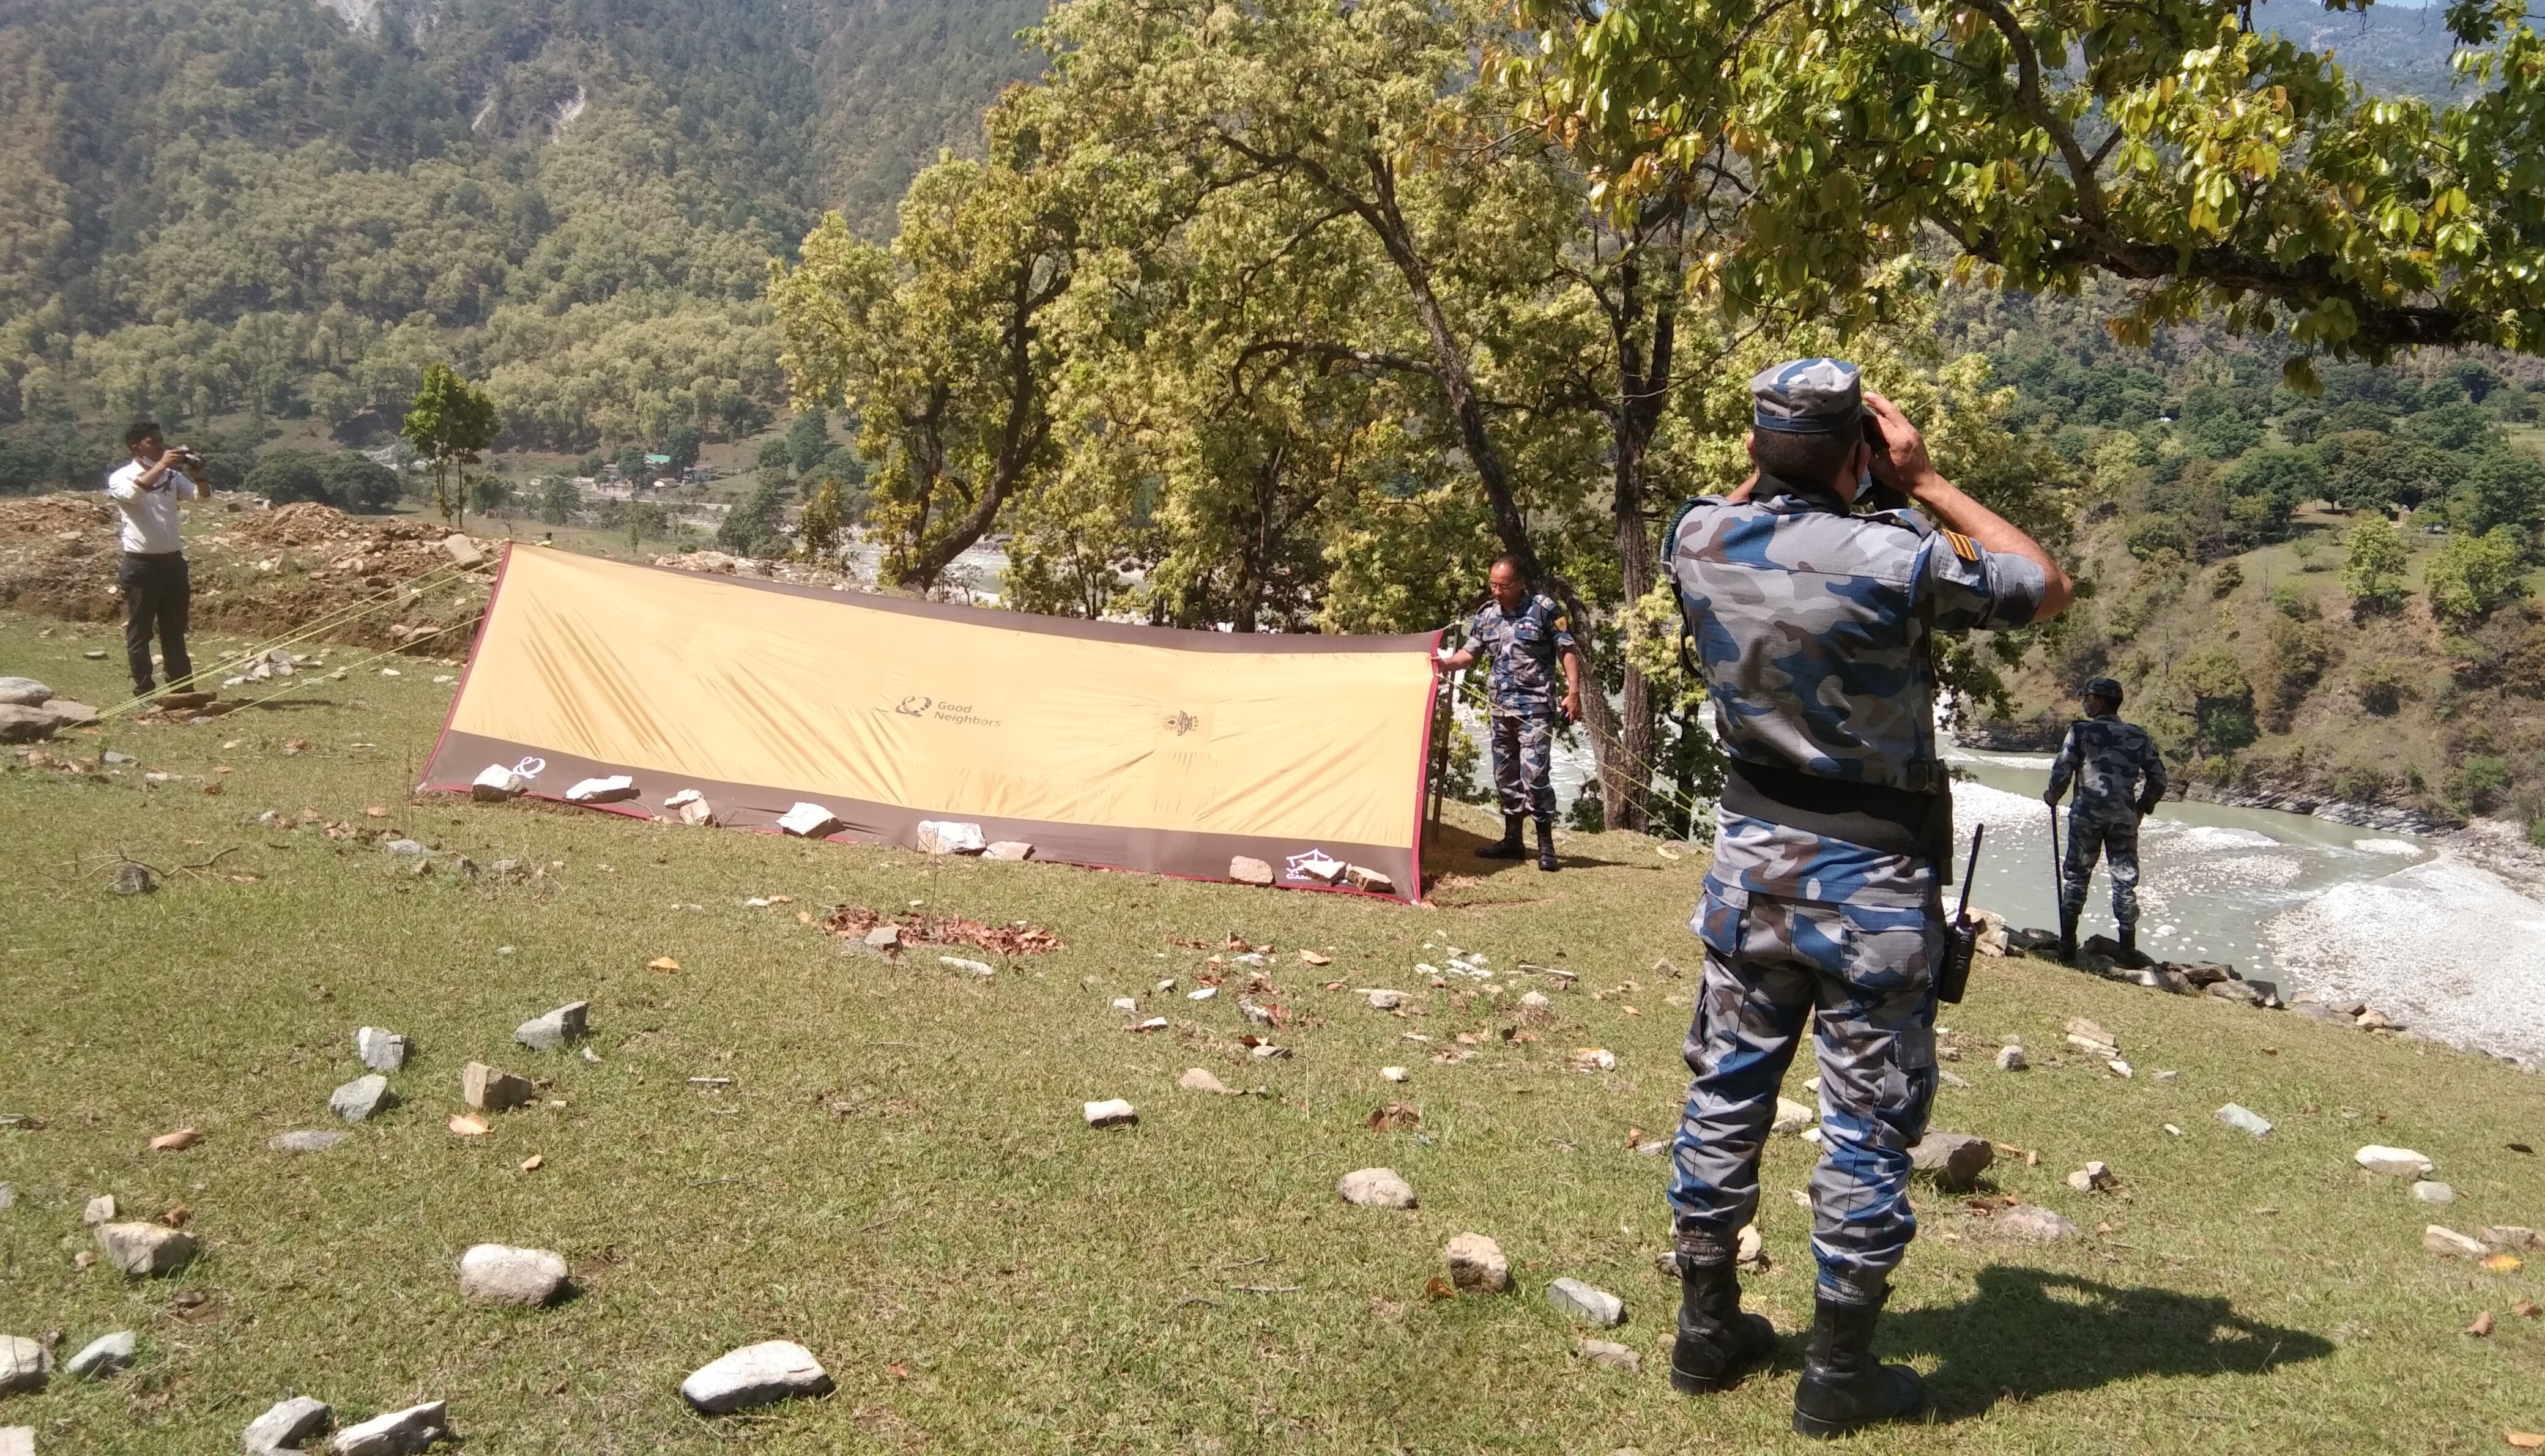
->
<box><xmin>2045</xmin><ymin>676</ymin><xmax>2166</xmax><ymax>963</ymax></box>
<box><xmin>1660</xmin><ymin>360</ymin><xmax>2071</xmax><ymax>1436</ymax></box>
<box><xmin>1435</xmin><ymin>557</ymin><xmax>1583</xmax><ymax>871</ymax></box>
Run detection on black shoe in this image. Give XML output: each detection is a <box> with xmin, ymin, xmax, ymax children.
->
<box><xmin>2057</xmin><ymin>912</ymin><xmax>2079</xmax><ymax>965</ymax></box>
<box><xmin>1534</xmin><ymin>818</ymin><xmax>1559</xmax><ymax>872</ymax></box>
<box><xmin>1791</xmin><ymin>1290</ymin><xmax>1926</xmax><ymax>1438</ymax></box>
<box><xmin>1474</xmin><ymin>815</ymin><xmax>1526</xmax><ymax>860</ymax></box>
<box><xmin>2119</xmin><ymin>922</ymin><xmax>2138</xmax><ymax>959</ymax></box>
<box><xmin>1670</xmin><ymin>1257</ymin><xmax>1777</xmax><ymax>1394</ymax></box>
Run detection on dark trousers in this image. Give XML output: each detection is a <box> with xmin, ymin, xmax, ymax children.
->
<box><xmin>120</xmin><ymin>551</ymin><xmax>192</xmax><ymax>694</ymax></box>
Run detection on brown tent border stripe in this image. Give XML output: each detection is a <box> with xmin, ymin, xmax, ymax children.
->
<box><xmin>419</xmin><ymin>546</ymin><xmax>1443</xmax><ymax>902</ymax></box>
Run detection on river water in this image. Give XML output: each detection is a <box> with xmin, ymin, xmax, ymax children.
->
<box><xmin>1462</xmin><ymin>717</ymin><xmax>2542</xmax><ymax>1068</ymax></box>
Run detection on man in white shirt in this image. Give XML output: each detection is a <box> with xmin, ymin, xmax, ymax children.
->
<box><xmin>105</xmin><ymin>418</ymin><xmax>211</xmax><ymax>697</ymax></box>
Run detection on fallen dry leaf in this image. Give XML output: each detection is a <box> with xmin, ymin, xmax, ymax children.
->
<box><xmin>365</xmin><ymin>806</ymin><xmax>388</xmax><ymax>818</ymax></box>
<box><xmin>1299</xmin><ymin>950</ymin><xmax>1332</xmax><ymax>967</ymax></box>
<box><xmin>72</xmin><ymin>1250</ymin><xmax>96</xmax><ymax>1271</ymax></box>
<box><xmin>149</xmin><ymin>1128</ymin><xmax>201</xmax><ymax>1152</ymax></box>
<box><xmin>1625</xmin><ymin>1126</ymin><xmax>1648</xmax><ymax>1150</ymax></box>
<box><xmin>2508</xmin><ymin>1433</ymin><xmax>2545</xmax><ymax>1451</ymax></box>
<box><xmin>2516</xmin><ymin>1300</ymin><xmax>2539</xmax><ymax>1318</ymax></box>
<box><xmin>227</xmin><ymin>873</ymin><xmax>261</xmax><ymax>883</ymax></box>
<box><xmin>2469</xmin><ymin>1310</ymin><xmax>2497</xmax><ymax>1337</ymax></box>
<box><xmin>1422</xmin><ymin>1276</ymin><xmax>1458</xmax><ymax>1302</ymax></box>
<box><xmin>2484</xmin><ymin>1253</ymin><xmax>2525</xmax><ymax>1274</ymax></box>
<box><xmin>159</xmin><ymin>1203</ymin><xmax>191</xmax><ymax>1227</ymax></box>
<box><xmin>519</xmin><ymin>1154</ymin><xmax>544</xmax><ymax>1173</ymax></box>
<box><xmin>769</xmin><ymin>894</ymin><xmax>793</xmax><ymax>904</ymax></box>
<box><xmin>1367</xmin><ymin>1102</ymin><xmax>1421</xmax><ymax>1132</ymax></box>
<box><xmin>1622</xmin><ymin>1005</ymin><xmax>1640</xmax><ymax>1016</ymax></box>
<box><xmin>201</xmin><ymin>781</ymin><xmax>223</xmax><ymax>795</ymax></box>
<box><xmin>886</xmin><ymin>1362</ymin><xmax>911</xmax><ymax>1380</ymax></box>
<box><xmin>797</xmin><ymin>910</ymin><xmax>812</xmax><ymax>925</ymax></box>
<box><xmin>448</xmin><ymin>1114</ymin><xmax>490</xmax><ymax>1137</ymax></box>
<box><xmin>648</xmin><ymin>956</ymin><xmax>681</xmax><ymax>972</ymax></box>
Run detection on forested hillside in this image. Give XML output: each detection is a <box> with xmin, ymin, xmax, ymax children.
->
<box><xmin>0</xmin><ymin>0</ymin><xmax>1043</xmax><ymax>486</ymax></box>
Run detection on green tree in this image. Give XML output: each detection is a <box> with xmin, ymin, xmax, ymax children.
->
<box><xmin>718</xmin><ymin>475</ymin><xmax>793</xmax><ymax>559</ymax></box>
<box><xmin>768</xmin><ymin>95</ymin><xmax>1076</xmax><ymax>592</ymax></box>
<box><xmin>2425</xmin><ymin>526</ymin><xmax>2528</xmax><ymax>623</ymax></box>
<box><xmin>243</xmin><ymin>450</ymin><xmax>330</xmax><ymax>506</ymax></box>
<box><xmin>2174</xmin><ymin>645</ymin><xmax>2256</xmax><ymax>756</ymax></box>
<box><xmin>2451</xmin><ymin>451</ymin><xmax>2545</xmax><ymax>540</ymax></box>
<box><xmin>625</xmin><ymin>500</ymin><xmax>669</xmax><ymax>552</ymax></box>
<box><xmin>399</xmin><ymin>362</ymin><xmax>499</xmax><ymax>530</ymax></box>
<box><xmin>615</xmin><ymin>444</ymin><xmax>648</xmax><ymax>483</ymax></box>
<box><xmin>663</xmin><ymin>425</ymin><xmax>702</xmax><ymax>474</ymax></box>
<box><xmin>537</xmin><ymin>476</ymin><xmax>581</xmax><ymax>525</ymax></box>
<box><xmin>1513</xmin><ymin>0</ymin><xmax>2545</xmax><ymax>368</ymax></box>
<box><xmin>797</xmin><ymin>476</ymin><xmax>845</xmax><ymax>562</ymax></box>
<box><xmin>783</xmin><ymin>410</ymin><xmax>831</xmax><ymax>475</ymax></box>
<box><xmin>2340</xmin><ymin>516</ymin><xmax>2412</xmax><ymax>614</ymax></box>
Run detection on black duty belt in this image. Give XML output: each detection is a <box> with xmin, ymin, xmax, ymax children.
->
<box><xmin>1720</xmin><ymin>754</ymin><xmax>1956</xmax><ymax>872</ymax></box>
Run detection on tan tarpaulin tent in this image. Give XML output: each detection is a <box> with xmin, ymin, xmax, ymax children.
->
<box><xmin>422</xmin><ymin>546</ymin><xmax>1441</xmax><ymax>900</ymax></box>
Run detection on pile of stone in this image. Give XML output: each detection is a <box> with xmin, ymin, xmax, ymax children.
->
<box><xmin>2005</xmin><ymin>926</ymin><xmax>2413</xmax><ymax>1031</ymax></box>
<box><xmin>0</xmin><ymin>676</ymin><xmax>98</xmax><ymax>743</ymax></box>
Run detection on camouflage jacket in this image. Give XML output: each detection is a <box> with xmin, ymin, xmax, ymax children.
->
<box><xmin>2048</xmin><ymin>715</ymin><xmax>2164</xmax><ymax>816</ymax></box>
<box><xmin>1667</xmin><ymin>485</ymin><xmax>2048</xmax><ymax>905</ymax></box>
<box><xmin>1466</xmin><ymin>593</ymin><xmax>1576</xmax><ymax>717</ymax></box>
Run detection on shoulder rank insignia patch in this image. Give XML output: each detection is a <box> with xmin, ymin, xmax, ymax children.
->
<box><xmin>1942</xmin><ymin>529</ymin><xmax>1980</xmax><ymax>562</ymax></box>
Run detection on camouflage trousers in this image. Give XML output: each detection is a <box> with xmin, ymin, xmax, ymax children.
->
<box><xmin>1669</xmin><ymin>883</ymin><xmax>1941</xmax><ymax>1304</ymax></box>
<box><xmin>1488</xmin><ymin>711</ymin><xmax>1558</xmax><ymax>822</ymax></box>
<box><xmin>2059</xmin><ymin>805</ymin><xmax>2141</xmax><ymax>928</ymax></box>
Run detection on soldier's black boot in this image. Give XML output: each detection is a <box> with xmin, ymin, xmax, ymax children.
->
<box><xmin>2119</xmin><ymin>921</ymin><xmax>2139</xmax><ymax>959</ymax></box>
<box><xmin>1534</xmin><ymin>817</ymin><xmax>1559</xmax><ymax>872</ymax></box>
<box><xmin>2057</xmin><ymin>910</ymin><xmax>2079</xmax><ymax>965</ymax></box>
<box><xmin>1670</xmin><ymin>1256</ymin><xmax>1777</xmax><ymax>1394</ymax></box>
<box><xmin>1790</xmin><ymin>1290</ymin><xmax>1926</xmax><ymax>1438</ymax></box>
<box><xmin>1475</xmin><ymin>814</ymin><xmax>1526</xmax><ymax>860</ymax></box>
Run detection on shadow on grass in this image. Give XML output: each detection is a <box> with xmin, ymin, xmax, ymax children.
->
<box><xmin>1421</xmin><ymin>820</ymin><xmax>1652</xmax><ymax>877</ymax></box>
<box><xmin>1887</xmin><ymin>1265</ymin><xmax>2336</xmax><ymax>1421</ymax></box>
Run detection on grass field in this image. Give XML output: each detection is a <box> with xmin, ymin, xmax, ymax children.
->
<box><xmin>2</xmin><ymin>609</ymin><xmax>2542</xmax><ymax>1453</ymax></box>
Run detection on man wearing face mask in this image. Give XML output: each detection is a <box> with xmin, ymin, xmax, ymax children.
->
<box><xmin>1657</xmin><ymin>360</ymin><xmax>2071</xmax><ymax>1436</ymax></box>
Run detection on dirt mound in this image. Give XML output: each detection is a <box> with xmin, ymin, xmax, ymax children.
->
<box><xmin>0</xmin><ymin>492</ymin><xmax>492</xmax><ymax>655</ymax></box>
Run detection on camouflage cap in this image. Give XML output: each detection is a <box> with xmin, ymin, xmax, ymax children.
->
<box><xmin>2082</xmin><ymin>676</ymin><xmax>2124</xmax><ymax>705</ymax></box>
<box><xmin>1750</xmin><ymin>357</ymin><xmax>1866</xmax><ymax>435</ymax></box>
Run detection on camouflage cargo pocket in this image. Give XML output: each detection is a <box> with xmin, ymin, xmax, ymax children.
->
<box><xmin>1823</xmin><ymin>901</ymin><xmax>1937</xmax><ymax>994</ymax></box>
<box><xmin>1695</xmin><ymin>884</ymin><xmax>1746</xmax><ymax>956</ymax></box>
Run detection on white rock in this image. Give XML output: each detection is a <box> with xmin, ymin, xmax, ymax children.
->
<box><xmin>64</xmin><ymin>1331</ymin><xmax>136</xmax><ymax>1381</ymax></box>
<box><xmin>83</xmin><ymin>1194</ymin><xmax>117</xmax><ymax>1225</ymax></box>
<box><xmin>563</xmin><ymin>774</ymin><xmax>636</xmax><ymax>804</ymax></box>
<box><xmin>1132</xmin><ymin>1017</ymin><xmax>1168</xmax><ymax>1033</ymax></box>
<box><xmin>939</xmin><ymin>956</ymin><xmax>995</xmax><ymax>978</ymax></box>
<box><xmin>329</xmin><ymin>1074</ymin><xmax>395</xmax><ymax>1123</ymax></box>
<box><xmin>1995</xmin><ymin>1044</ymin><xmax>2027</xmax><ymax>1071</ymax></box>
<box><xmin>470</xmin><ymin>764</ymin><xmax>524</xmax><ymax>801</ymax></box>
<box><xmin>95</xmin><ymin>1222</ymin><xmax>197</xmax><ymax>1276</ymax></box>
<box><xmin>983</xmin><ymin>841</ymin><xmax>1033</xmax><ymax>861</ymax></box>
<box><xmin>1444</xmin><ymin>1233</ymin><xmax>1510</xmax><ymax>1292</ymax></box>
<box><xmin>915</xmin><ymin>820</ymin><xmax>986</xmax><ymax>854</ymax></box>
<box><xmin>1337</xmin><ymin>1167</ymin><xmax>1417</xmax><ymax>1209</ymax></box>
<box><xmin>1518</xmin><ymin>990</ymin><xmax>1550</xmax><ymax>1010</ymax></box>
<box><xmin>2412</xmin><ymin>1181</ymin><xmax>2457</xmax><ymax>1205</ymax></box>
<box><xmin>1362</xmin><ymin>989</ymin><xmax>1406</xmax><ymax>1010</ymax></box>
<box><xmin>1800</xmin><ymin>1127</ymin><xmax>1824</xmax><ymax>1144</ymax></box>
<box><xmin>1187</xmin><ymin>986</ymin><xmax>1216</xmax><ymax>1001</ymax></box>
<box><xmin>776</xmin><ymin>801</ymin><xmax>842</xmax><ymax>838</ymax></box>
<box><xmin>863</xmin><ymin>925</ymin><xmax>902</xmax><ymax>950</ymax></box>
<box><xmin>515</xmin><ymin>1001</ymin><xmax>589</xmax><ymax>1052</ymax></box>
<box><xmin>1249</xmin><ymin>1043</ymin><xmax>1290</xmax><ymax>1060</ymax></box>
<box><xmin>1110</xmin><ymin>997</ymin><xmax>1137</xmax><ymax>1013</ymax></box>
<box><xmin>2065</xmin><ymin>1161</ymin><xmax>2114</xmax><ymax>1194</ymax></box>
<box><xmin>327</xmin><ymin>1399</ymin><xmax>446</xmax><ymax>1455</ymax></box>
<box><xmin>1576</xmin><ymin>1338</ymin><xmax>1640</xmax><ymax>1371</ymax></box>
<box><xmin>270</xmin><ymin>1129</ymin><xmax>348</xmax><ymax>1154</ymax></box>
<box><xmin>1083</xmin><ymin>1098</ymin><xmax>1137</xmax><ymax>1127</ymax></box>
<box><xmin>242</xmin><ymin>1394</ymin><xmax>331</xmax><ymax>1454</ymax></box>
<box><xmin>1381</xmin><ymin>1066</ymin><xmax>1409</xmax><ymax>1083</ymax></box>
<box><xmin>1176</xmin><ymin>1068</ymin><xmax>1233</xmax><ymax>1095</ymax></box>
<box><xmin>680</xmin><ymin>1340</ymin><xmax>834</xmax><ymax>1414</ymax></box>
<box><xmin>355</xmin><ymin>1027</ymin><xmax>412</xmax><ymax>1072</ymax></box>
<box><xmin>2354</xmin><ymin>1145</ymin><xmax>2435</xmax><ymax>1179</ymax></box>
<box><xmin>0</xmin><ymin>1337</ymin><xmax>48</xmax><ymax>1397</ymax></box>
<box><xmin>458</xmin><ymin>1244</ymin><xmax>569</xmax><ymax>1306</ymax></box>
<box><xmin>0</xmin><ymin>677</ymin><xmax>52</xmax><ymax>706</ymax></box>
<box><xmin>1772</xmin><ymin>1097</ymin><xmax>1815</xmax><ymax>1135</ymax></box>
<box><xmin>442</xmin><ymin>534</ymin><xmax>485</xmax><ymax>567</ymax></box>
<box><xmin>2216</xmin><ymin>1104</ymin><xmax>2273</xmax><ymax>1138</ymax></box>
<box><xmin>461</xmin><ymin>1061</ymin><xmax>534</xmax><ymax>1113</ymax></box>
<box><xmin>2106</xmin><ymin>1059</ymin><xmax>2133</xmax><ymax>1079</ymax></box>
<box><xmin>678</xmin><ymin>798</ymin><xmax>716</xmax><ymax>826</ymax></box>
<box><xmin>1546</xmin><ymin>1277</ymin><xmax>1626</xmax><ymax>1327</ymax></box>
<box><xmin>1992</xmin><ymin>1205</ymin><xmax>2079</xmax><ymax>1242</ymax></box>
<box><xmin>2426</xmin><ymin>1224</ymin><xmax>2490</xmax><ymax>1259</ymax></box>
